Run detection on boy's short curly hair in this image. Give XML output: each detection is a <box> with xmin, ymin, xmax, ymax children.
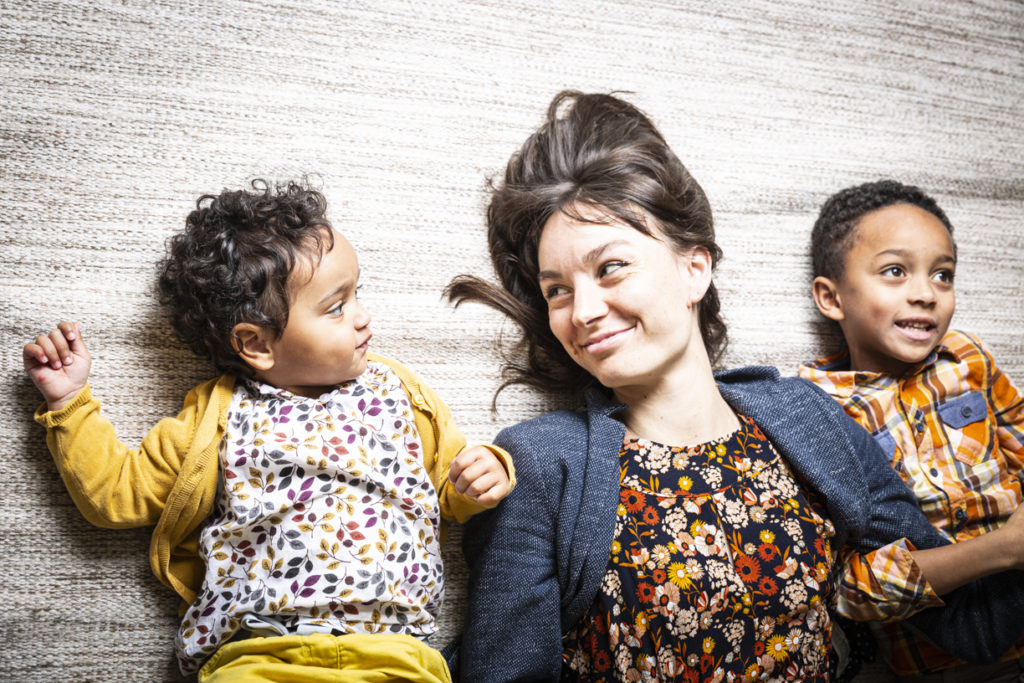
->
<box><xmin>811</xmin><ymin>179</ymin><xmax>955</xmax><ymax>281</ymax></box>
<box><xmin>157</xmin><ymin>179</ymin><xmax>332</xmax><ymax>377</ymax></box>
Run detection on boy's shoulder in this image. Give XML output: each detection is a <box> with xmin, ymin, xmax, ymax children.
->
<box><xmin>938</xmin><ymin>328</ymin><xmax>991</xmax><ymax>363</ymax></box>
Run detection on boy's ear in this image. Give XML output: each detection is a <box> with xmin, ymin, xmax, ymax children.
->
<box><xmin>231</xmin><ymin>323</ymin><xmax>275</xmax><ymax>372</ymax></box>
<box><xmin>812</xmin><ymin>276</ymin><xmax>845</xmax><ymax>322</ymax></box>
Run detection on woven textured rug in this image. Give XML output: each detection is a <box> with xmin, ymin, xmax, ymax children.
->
<box><xmin>2</xmin><ymin>1</ymin><xmax>1022</xmax><ymax>680</ymax></box>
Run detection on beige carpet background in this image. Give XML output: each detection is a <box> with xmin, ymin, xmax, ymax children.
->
<box><xmin>2</xmin><ymin>1</ymin><xmax>1022</xmax><ymax>680</ymax></box>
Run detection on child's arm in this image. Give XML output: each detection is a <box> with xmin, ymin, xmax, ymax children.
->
<box><xmin>838</xmin><ymin>408</ymin><xmax>1024</xmax><ymax>662</ymax></box>
<box><xmin>23</xmin><ymin>321</ymin><xmax>91</xmax><ymax>411</ymax></box>
<box><xmin>447</xmin><ymin>445</ymin><xmax>511</xmax><ymax>507</ymax></box>
<box><xmin>907</xmin><ymin>503</ymin><xmax>1024</xmax><ymax>593</ymax></box>
<box><xmin>26</xmin><ymin>322</ymin><xmax>217</xmax><ymax>529</ymax></box>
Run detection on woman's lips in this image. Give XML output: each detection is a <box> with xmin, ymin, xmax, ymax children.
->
<box><xmin>580</xmin><ymin>327</ymin><xmax>633</xmax><ymax>354</ymax></box>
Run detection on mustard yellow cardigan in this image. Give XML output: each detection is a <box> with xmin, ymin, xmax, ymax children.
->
<box><xmin>35</xmin><ymin>353</ymin><xmax>514</xmax><ymax>613</ymax></box>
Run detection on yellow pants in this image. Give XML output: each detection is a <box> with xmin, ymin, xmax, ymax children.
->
<box><xmin>198</xmin><ymin>632</ymin><xmax>452</xmax><ymax>683</ymax></box>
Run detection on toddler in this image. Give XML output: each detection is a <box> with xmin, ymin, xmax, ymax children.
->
<box><xmin>24</xmin><ymin>180</ymin><xmax>513</xmax><ymax>682</ymax></box>
<box><xmin>800</xmin><ymin>179</ymin><xmax>1024</xmax><ymax>681</ymax></box>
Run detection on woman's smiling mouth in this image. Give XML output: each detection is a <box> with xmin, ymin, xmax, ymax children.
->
<box><xmin>580</xmin><ymin>327</ymin><xmax>634</xmax><ymax>354</ymax></box>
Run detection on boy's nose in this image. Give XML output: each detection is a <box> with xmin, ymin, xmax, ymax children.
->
<box><xmin>908</xmin><ymin>276</ymin><xmax>937</xmax><ymax>305</ymax></box>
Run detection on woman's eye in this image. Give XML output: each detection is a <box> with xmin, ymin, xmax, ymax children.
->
<box><xmin>544</xmin><ymin>285</ymin><xmax>567</xmax><ymax>301</ymax></box>
<box><xmin>881</xmin><ymin>266</ymin><xmax>905</xmax><ymax>278</ymax></box>
<box><xmin>599</xmin><ymin>261</ymin><xmax>627</xmax><ymax>277</ymax></box>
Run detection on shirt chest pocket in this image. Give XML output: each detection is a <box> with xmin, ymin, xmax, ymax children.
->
<box><xmin>936</xmin><ymin>391</ymin><xmax>993</xmax><ymax>467</ymax></box>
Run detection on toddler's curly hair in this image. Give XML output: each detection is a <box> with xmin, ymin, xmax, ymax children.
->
<box><xmin>811</xmin><ymin>179</ymin><xmax>955</xmax><ymax>282</ymax></box>
<box><xmin>157</xmin><ymin>179</ymin><xmax>332</xmax><ymax>377</ymax></box>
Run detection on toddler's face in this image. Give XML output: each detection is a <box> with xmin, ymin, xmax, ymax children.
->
<box><xmin>260</xmin><ymin>229</ymin><xmax>372</xmax><ymax>397</ymax></box>
<box><xmin>831</xmin><ymin>203</ymin><xmax>955</xmax><ymax>375</ymax></box>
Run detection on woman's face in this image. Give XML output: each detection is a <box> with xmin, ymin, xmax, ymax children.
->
<box><xmin>537</xmin><ymin>205</ymin><xmax>711</xmax><ymax>397</ymax></box>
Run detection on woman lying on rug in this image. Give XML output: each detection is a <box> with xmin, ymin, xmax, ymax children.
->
<box><xmin>447</xmin><ymin>91</ymin><xmax>1024</xmax><ymax>682</ymax></box>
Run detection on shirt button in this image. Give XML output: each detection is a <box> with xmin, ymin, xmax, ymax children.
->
<box><xmin>930</xmin><ymin>467</ymin><xmax>939</xmax><ymax>477</ymax></box>
<box><xmin>961</xmin><ymin>406</ymin><xmax>972</xmax><ymax>418</ymax></box>
<box><xmin>413</xmin><ymin>394</ymin><xmax>426</xmax><ymax>406</ymax></box>
<box><xmin>916</xmin><ymin>422</ymin><xmax>925</xmax><ymax>433</ymax></box>
<box><xmin>955</xmin><ymin>508</ymin><xmax>967</xmax><ymax>521</ymax></box>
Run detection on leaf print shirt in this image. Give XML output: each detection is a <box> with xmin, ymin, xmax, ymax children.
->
<box><xmin>562</xmin><ymin>414</ymin><xmax>837</xmax><ymax>682</ymax></box>
<box><xmin>175</xmin><ymin>361</ymin><xmax>445</xmax><ymax>673</ymax></box>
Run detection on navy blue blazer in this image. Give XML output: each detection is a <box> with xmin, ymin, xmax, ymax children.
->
<box><xmin>459</xmin><ymin>366</ymin><xmax>1024</xmax><ymax>681</ymax></box>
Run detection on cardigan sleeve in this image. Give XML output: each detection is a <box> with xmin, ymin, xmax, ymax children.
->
<box><xmin>34</xmin><ymin>381</ymin><xmax>214</xmax><ymax>528</ymax></box>
<box><xmin>459</xmin><ymin>426</ymin><xmax>564</xmax><ymax>682</ymax></box>
<box><xmin>838</xmin><ymin>406</ymin><xmax>1024</xmax><ymax>662</ymax></box>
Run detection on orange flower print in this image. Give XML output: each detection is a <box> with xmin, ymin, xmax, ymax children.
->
<box><xmin>642</xmin><ymin>506</ymin><xmax>660</xmax><ymax>525</ymax></box>
<box><xmin>758</xmin><ymin>575</ymin><xmax>778</xmax><ymax>596</ymax></box>
<box><xmin>621</xmin><ymin>488</ymin><xmax>646</xmax><ymax>513</ymax></box>
<box><xmin>735</xmin><ymin>555</ymin><xmax>761</xmax><ymax>584</ymax></box>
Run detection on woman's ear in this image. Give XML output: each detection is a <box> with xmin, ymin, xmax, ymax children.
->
<box><xmin>683</xmin><ymin>245</ymin><xmax>713</xmax><ymax>306</ymax></box>
<box><xmin>231</xmin><ymin>323</ymin><xmax>275</xmax><ymax>372</ymax></box>
<box><xmin>812</xmin><ymin>276</ymin><xmax>845</xmax><ymax>322</ymax></box>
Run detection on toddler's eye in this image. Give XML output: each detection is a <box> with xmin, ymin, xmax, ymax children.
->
<box><xmin>881</xmin><ymin>266</ymin><xmax>905</xmax><ymax>278</ymax></box>
<box><xmin>328</xmin><ymin>302</ymin><xmax>345</xmax><ymax>316</ymax></box>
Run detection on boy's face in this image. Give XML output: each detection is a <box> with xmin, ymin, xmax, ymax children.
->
<box><xmin>259</xmin><ymin>230</ymin><xmax>372</xmax><ymax>397</ymax></box>
<box><xmin>817</xmin><ymin>203</ymin><xmax>955</xmax><ymax>376</ymax></box>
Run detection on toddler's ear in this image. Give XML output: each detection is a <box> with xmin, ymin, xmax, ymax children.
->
<box><xmin>232</xmin><ymin>323</ymin><xmax>275</xmax><ymax>372</ymax></box>
<box><xmin>812</xmin><ymin>276</ymin><xmax>845</xmax><ymax>322</ymax></box>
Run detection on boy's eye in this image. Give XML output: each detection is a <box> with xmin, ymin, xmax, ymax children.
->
<box><xmin>933</xmin><ymin>269</ymin><xmax>955</xmax><ymax>284</ymax></box>
<box><xmin>881</xmin><ymin>266</ymin><xmax>905</xmax><ymax>278</ymax></box>
<box><xmin>328</xmin><ymin>302</ymin><xmax>345</xmax><ymax>316</ymax></box>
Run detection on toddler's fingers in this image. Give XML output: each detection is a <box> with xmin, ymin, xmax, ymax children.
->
<box><xmin>472</xmin><ymin>475</ymin><xmax>510</xmax><ymax>506</ymax></box>
<box><xmin>47</xmin><ymin>327</ymin><xmax>74</xmax><ymax>366</ymax></box>
<box><xmin>23</xmin><ymin>341</ymin><xmax>48</xmax><ymax>367</ymax></box>
<box><xmin>62</xmin><ymin>321</ymin><xmax>87</xmax><ymax>355</ymax></box>
<box><xmin>449</xmin><ymin>446</ymin><xmax>487</xmax><ymax>483</ymax></box>
<box><xmin>31</xmin><ymin>333</ymin><xmax>63</xmax><ymax>368</ymax></box>
<box><xmin>448</xmin><ymin>454</ymin><xmax>467</xmax><ymax>483</ymax></box>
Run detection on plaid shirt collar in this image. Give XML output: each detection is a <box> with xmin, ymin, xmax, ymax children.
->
<box><xmin>799</xmin><ymin>343</ymin><xmax>960</xmax><ymax>398</ymax></box>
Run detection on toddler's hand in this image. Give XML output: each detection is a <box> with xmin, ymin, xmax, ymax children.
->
<box><xmin>448</xmin><ymin>445</ymin><xmax>511</xmax><ymax>507</ymax></box>
<box><xmin>23</xmin><ymin>321</ymin><xmax>92</xmax><ymax>411</ymax></box>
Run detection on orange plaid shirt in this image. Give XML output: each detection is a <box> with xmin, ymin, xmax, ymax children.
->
<box><xmin>800</xmin><ymin>329</ymin><xmax>1024</xmax><ymax>675</ymax></box>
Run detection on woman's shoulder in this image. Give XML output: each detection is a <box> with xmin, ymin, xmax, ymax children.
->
<box><xmin>715</xmin><ymin>365</ymin><xmax>823</xmax><ymax>401</ymax></box>
<box><xmin>497</xmin><ymin>407</ymin><xmax>590</xmax><ymax>445</ymax></box>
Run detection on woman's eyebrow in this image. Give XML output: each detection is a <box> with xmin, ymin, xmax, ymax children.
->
<box><xmin>538</xmin><ymin>240</ymin><xmax>630</xmax><ymax>280</ymax></box>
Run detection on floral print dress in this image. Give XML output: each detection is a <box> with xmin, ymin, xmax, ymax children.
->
<box><xmin>563</xmin><ymin>414</ymin><xmax>837</xmax><ymax>682</ymax></box>
<box><xmin>175</xmin><ymin>362</ymin><xmax>445</xmax><ymax>673</ymax></box>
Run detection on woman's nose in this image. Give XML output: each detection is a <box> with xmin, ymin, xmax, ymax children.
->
<box><xmin>570</xmin><ymin>283</ymin><xmax>608</xmax><ymax>327</ymax></box>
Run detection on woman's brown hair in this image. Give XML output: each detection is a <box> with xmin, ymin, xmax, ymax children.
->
<box><xmin>447</xmin><ymin>91</ymin><xmax>727</xmax><ymax>398</ymax></box>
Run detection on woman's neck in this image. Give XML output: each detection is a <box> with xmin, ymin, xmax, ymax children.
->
<box><xmin>614</xmin><ymin>363</ymin><xmax>739</xmax><ymax>447</ymax></box>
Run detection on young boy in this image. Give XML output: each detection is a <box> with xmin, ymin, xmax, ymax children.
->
<box><xmin>801</xmin><ymin>179</ymin><xmax>1024</xmax><ymax>680</ymax></box>
<box><xmin>24</xmin><ymin>180</ymin><xmax>514</xmax><ymax>682</ymax></box>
